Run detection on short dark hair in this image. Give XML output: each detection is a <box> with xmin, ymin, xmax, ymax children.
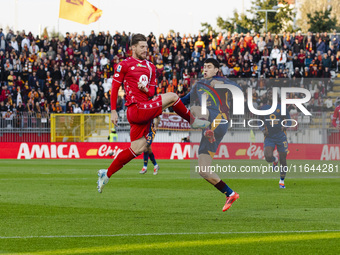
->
<box><xmin>204</xmin><ymin>58</ymin><xmax>220</xmax><ymax>69</ymax></box>
<box><xmin>131</xmin><ymin>33</ymin><xmax>147</xmax><ymax>46</ymax></box>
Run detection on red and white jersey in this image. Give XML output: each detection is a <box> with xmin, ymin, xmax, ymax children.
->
<box><xmin>112</xmin><ymin>57</ymin><xmax>157</xmax><ymax>106</ymax></box>
<box><xmin>332</xmin><ymin>105</ymin><xmax>340</xmax><ymax>127</ymax></box>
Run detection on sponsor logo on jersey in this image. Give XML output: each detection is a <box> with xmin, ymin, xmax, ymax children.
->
<box><xmin>139</xmin><ymin>75</ymin><xmax>148</xmax><ymax>86</ymax></box>
<box><xmin>114</xmin><ymin>73</ymin><xmax>119</xmax><ymax>77</ymax></box>
<box><xmin>117</xmin><ymin>65</ymin><xmax>122</xmax><ymax>72</ymax></box>
<box><xmin>131</xmin><ymin>66</ymin><xmax>135</xmax><ymax>70</ymax></box>
<box><xmin>137</xmin><ymin>63</ymin><xmax>147</xmax><ymax>68</ymax></box>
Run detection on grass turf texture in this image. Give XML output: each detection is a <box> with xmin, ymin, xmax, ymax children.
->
<box><xmin>0</xmin><ymin>159</ymin><xmax>339</xmax><ymax>254</ymax></box>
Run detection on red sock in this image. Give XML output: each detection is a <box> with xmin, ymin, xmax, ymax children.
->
<box><xmin>172</xmin><ymin>98</ymin><xmax>195</xmax><ymax>124</ymax></box>
<box><xmin>107</xmin><ymin>147</ymin><xmax>137</xmax><ymax>177</ymax></box>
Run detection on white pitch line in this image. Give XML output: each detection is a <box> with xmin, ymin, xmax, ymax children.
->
<box><xmin>0</xmin><ymin>229</ymin><xmax>339</xmax><ymax>239</ymax></box>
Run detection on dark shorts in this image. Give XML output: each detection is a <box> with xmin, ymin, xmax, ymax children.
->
<box><xmin>198</xmin><ymin>114</ymin><xmax>228</xmax><ymax>157</ymax></box>
<box><xmin>146</xmin><ymin>124</ymin><xmax>156</xmax><ymax>145</ymax></box>
<box><xmin>264</xmin><ymin>133</ymin><xmax>288</xmax><ymax>153</ymax></box>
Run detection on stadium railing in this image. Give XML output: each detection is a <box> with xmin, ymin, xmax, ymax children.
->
<box><xmin>1</xmin><ymin>111</ymin><xmax>338</xmax><ymax>144</ymax></box>
<box><xmin>50</xmin><ymin>113</ymin><xmax>114</xmax><ymax>142</ymax></box>
<box><xmin>0</xmin><ymin>112</ymin><xmax>50</xmax><ymax>142</ymax></box>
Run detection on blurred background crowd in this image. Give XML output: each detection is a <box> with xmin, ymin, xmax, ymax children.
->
<box><xmin>1</xmin><ymin>28</ymin><xmax>340</xmax><ymax>120</ymax></box>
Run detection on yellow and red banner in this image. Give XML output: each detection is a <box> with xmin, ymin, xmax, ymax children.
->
<box><xmin>59</xmin><ymin>0</ymin><xmax>102</xmax><ymax>25</ymax></box>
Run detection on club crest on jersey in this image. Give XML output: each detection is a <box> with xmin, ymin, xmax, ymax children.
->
<box><xmin>139</xmin><ymin>75</ymin><xmax>149</xmax><ymax>86</ymax></box>
<box><xmin>137</xmin><ymin>63</ymin><xmax>147</xmax><ymax>68</ymax></box>
<box><xmin>117</xmin><ymin>65</ymin><xmax>122</xmax><ymax>72</ymax></box>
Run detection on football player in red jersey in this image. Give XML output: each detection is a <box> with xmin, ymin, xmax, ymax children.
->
<box><xmin>331</xmin><ymin>103</ymin><xmax>340</xmax><ymax>143</ymax></box>
<box><xmin>97</xmin><ymin>34</ymin><xmax>210</xmax><ymax>193</ymax></box>
<box><xmin>332</xmin><ymin>103</ymin><xmax>340</xmax><ymax>130</ymax></box>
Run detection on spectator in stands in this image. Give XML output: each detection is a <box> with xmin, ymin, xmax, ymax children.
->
<box><xmin>257</xmin><ymin>36</ymin><xmax>266</xmax><ymax>52</ymax></box>
<box><xmin>64</xmin><ymin>86</ymin><xmax>73</xmax><ymax>103</ymax></box>
<box><xmin>277</xmin><ymin>49</ymin><xmax>287</xmax><ymax>70</ymax></box>
<box><xmin>0</xmin><ymin>28</ymin><xmax>337</xmax><ymax>130</ymax></box>
<box><xmin>66</xmin><ymin>101</ymin><xmax>74</xmax><ymax>113</ymax></box>
<box><xmin>57</xmin><ymin>89</ymin><xmax>67</xmax><ymax>113</ymax></box>
<box><xmin>316</xmin><ymin>38</ymin><xmax>326</xmax><ymax>54</ymax></box>
<box><xmin>322</xmin><ymin>53</ymin><xmax>331</xmax><ymax>69</ymax></box>
<box><xmin>16</xmin><ymin>101</ymin><xmax>25</xmax><ymax>113</ymax></box>
<box><xmin>82</xmin><ymin>96</ymin><xmax>92</xmax><ymax>113</ymax></box>
<box><xmin>74</xmin><ymin>103</ymin><xmax>82</xmax><ymax>113</ymax></box>
<box><xmin>324</xmin><ymin>96</ymin><xmax>333</xmax><ymax>111</ymax></box>
<box><xmin>0</xmin><ymin>36</ymin><xmax>6</xmax><ymax>51</ymax></box>
<box><xmin>70</xmin><ymin>78</ymin><xmax>79</xmax><ymax>93</ymax></box>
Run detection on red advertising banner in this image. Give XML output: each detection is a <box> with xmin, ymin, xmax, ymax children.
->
<box><xmin>0</xmin><ymin>142</ymin><xmax>339</xmax><ymax>160</ymax></box>
<box><xmin>158</xmin><ymin>113</ymin><xmax>191</xmax><ymax>130</ymax></box>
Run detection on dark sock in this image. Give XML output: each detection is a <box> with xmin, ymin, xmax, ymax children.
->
<box><xmin>214</xmin><ymin>180</ymin><xmax>234</xmax><ymax>197</ymax></box>
<box><xmin>143</xmin><ymin>152</ymin><xmax>149</xmax><ymax>167</ymax></box>
<box><xmin>149</xmin><ymin>152</ymin><xmax>157</xmax><ymax>166</ymax></box>
<box><xmin>280</xmin><ymin>165</ymin><xmax>287</xmax><ymax>181</ymax></box>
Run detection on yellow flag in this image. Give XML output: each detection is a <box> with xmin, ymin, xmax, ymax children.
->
<box><xmin>59</xmin><ymin>0</ymin><xmax>102</xmax><ymax>25</ymax></box>
<box><xmin>250</xmin><ymin>129</ymin><xmax>256</xmax><ymax>143</ymax></box>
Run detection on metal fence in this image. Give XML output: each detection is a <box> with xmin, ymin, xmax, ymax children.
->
<box><xmin>0</xmin><ymin>110</ymin><xmax>338</xmax><ymax>144</ymax></box>
<box><xmin>50</xmin><ymin>113</ymin><xmax>114</xmax><ymax>142</ymax></box>
<box><xmin>0</xmin><ymin>112</ymin><xmax>50</xmax><ymax>142</ymax></box>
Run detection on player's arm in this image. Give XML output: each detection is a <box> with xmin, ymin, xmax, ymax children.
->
<box><xmin>282</xmin><ymin>108</ymin><xmax>292</xmax><ymax>131</ymax></box>
<box><xmin>111</xmin><ymin>62</ymin><xmax>127</xmax><ymax>125</ymax></box>
<box><xmin>139</xmin><ymin>64</ymin><xmax>157</xmax><ymax>97</ymax></box>
<box><xmin>139</xmin><ymin>82</ymin><xmax>156</xmax><ymax>97</ymax></box>
<box><xmin>182</xmin><ymin>81</ymin><xmax>201</xmax><ymax>105</ymax></box>
<box><xmin>147</xmin><ymin>64</ymin><xmax>157</xmax><ymax>97</ymax></box>
<box><xmin>258</xmin><ymin>108</ymin><xmax>268</xmax><ymax>136</ymax></box>
<box><xmin>259</xmin><ymin>121</ymin><xmax>268</xmax><ymax>136</ymax></box>
<box><xmin>154</xmin><ymin>116</ymin><xmax>161</xmax><ymax>131</ymax></box>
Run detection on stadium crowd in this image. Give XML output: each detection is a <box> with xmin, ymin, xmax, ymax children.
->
<box><xmin>0</xmin><ymin>28</ymin><xmax>339</xmax><ymax>120</ymax></box>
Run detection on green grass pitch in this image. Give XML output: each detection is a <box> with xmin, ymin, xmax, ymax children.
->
<box><xmin>0</xmin><ymin>159</ymin><xmax>339</xmax><ymax>254</ymax></box>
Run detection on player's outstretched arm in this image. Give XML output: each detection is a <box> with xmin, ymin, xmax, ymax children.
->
<box><xmin>111</xmin><ymin>110</ymin><xmax>118</xmax><ymax>126</ymax></box>
<box><xmin>110</xmin><ymin>61</ymin><xmax>127</xmax><ymax>126</ymax></box>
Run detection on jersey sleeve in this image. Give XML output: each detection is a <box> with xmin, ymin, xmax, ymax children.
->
<box><xmin>149</xmin><ymin>63</ymin><xmax>157</xmax><ymax>86</ymax></box>
<box><xmin>112</xmin><ymin>61</ymin><xmax>127</xmax><ymax>85</ymax></box>
<box><xmin>282</xmin><ymin>107</ymin><xmax>292</xmax><ymax>127</ymax></box>
<box><xmin>111</xmin><ymin>61</ymin><xmax>128</xmax><ymax>110</ymax></box>
<box><xmin>146</xmin><ymin>63</ymin><xmax>157</xmax><ymax>97</ymax></box>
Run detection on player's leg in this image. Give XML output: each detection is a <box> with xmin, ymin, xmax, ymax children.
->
<box><xmin>109</xmin><ymin>137</ymin><xmax>146</xmax><ymax>176</ymax></box>
<box><xmin>264</xmin><ymin>141</ymin><xmax>279</xmax><ymax>171</ymax></box>
<box><xmin>98</xmin><ymin>106</ymin><xmax>155</xmax><ymax>192</ymax></box>
<box><xmin>264</xmin><ymin>146</ymin><xmax>275</xmax><ymax>162</ymax></box>
<box><xmin>277</xmin><ymin>138</ymin><xmax>288</xmax><ymax>188</ymax></box>
<box><xmin>197</xmin><ymin>129</ymin><xmax>239</xmax><ymax>211</ymax></box>
<box><xmin>278</xmin><ymin>152</ymin><xmax>288</xmax><ymax>188</ymax></box>
<box><xmin>161</xmin><ymin>92</ymin><xmax>178</xmax><ymax>109</ymax></box>
<box><xmin>191</xmin><ymin>106</ymin><xmax>209</xmax><ymax>120</ymax></box>
<box><xmin>148</xmin><ymin>146</ymin><xmax>159</xmax><ymax>175</ymax></box>
<box><xmin>161</xmin><ymin>92</ymin><xmax>210</xmax><ymax>128</ymax></box>
<box><xmin>140</xmin><ymin>145</ymin><xmax>150</xmax><ymax>174</ymax></box>
<box><xmin>97</xmin><ymin>137</ymin><xmax>147</xmax><ymax>193</ymax></box>
<box><xmin>198</xmin><ymin>154</ymin><xmax>239</xmax><ymax>212</ymax></box>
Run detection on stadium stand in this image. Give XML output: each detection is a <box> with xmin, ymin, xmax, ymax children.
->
<box><xmin>0</xmin><ymin>29</ymin><xmax>339</xmax><ymax>142</ymax></box>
